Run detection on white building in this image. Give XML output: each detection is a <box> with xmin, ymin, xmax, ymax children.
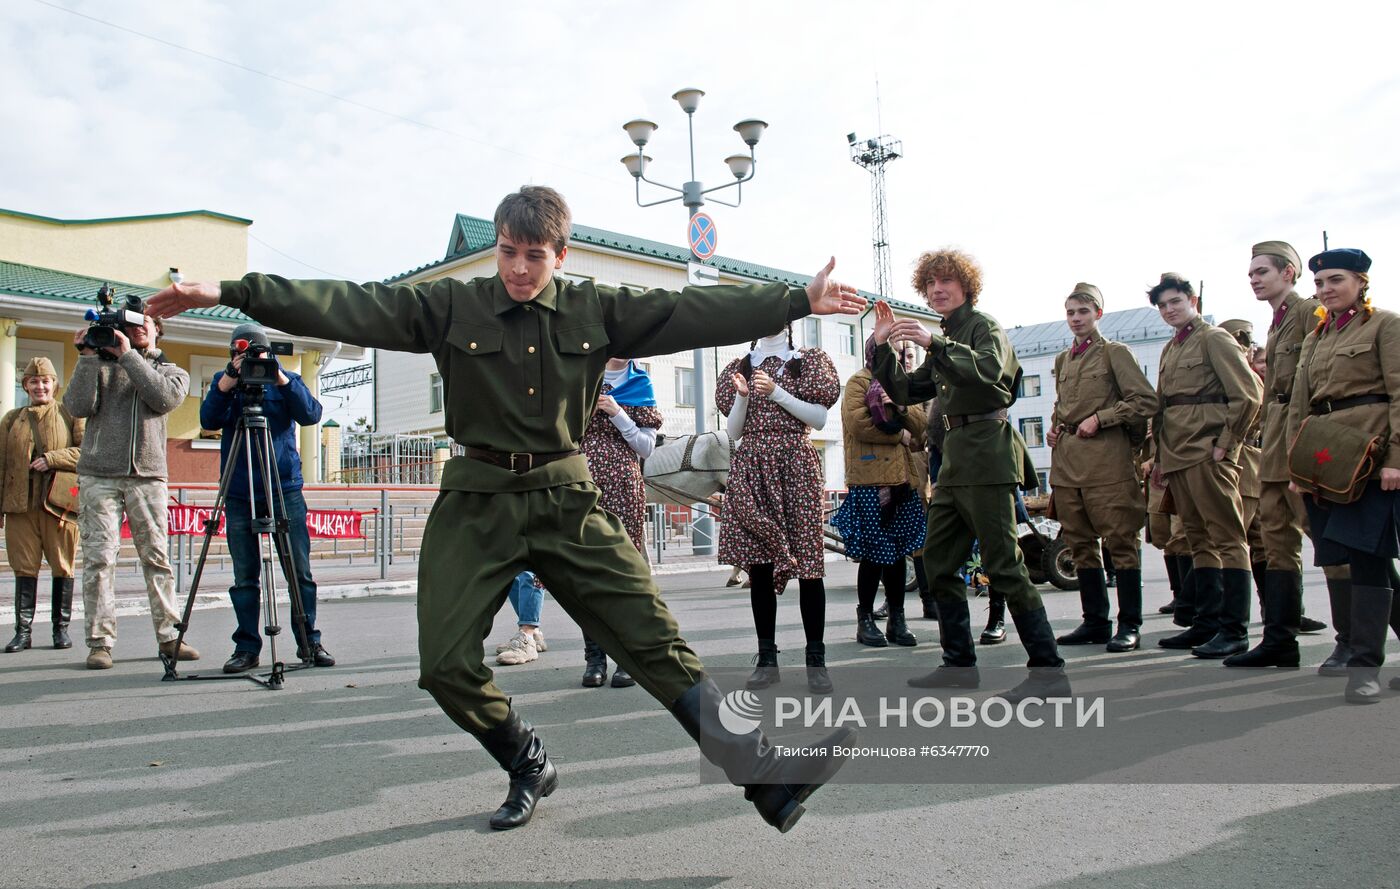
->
<box><xmin>373</xmin><ymin>215</ymin><xmax>938</xmax><ymax>489</ymax></box>
<box><xmin>1004</xmin><ymin>306</ymin><xmax>1186</xmax><ymax>493</ymax></box>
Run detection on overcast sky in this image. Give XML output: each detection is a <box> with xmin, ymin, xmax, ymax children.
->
<box><xmin>4</xmin><ymin>0</ymin><xmax>1398</xmax><ymax>425</ymax></box>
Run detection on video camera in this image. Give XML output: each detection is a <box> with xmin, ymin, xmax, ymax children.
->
<box><xmin>81</xmin><ymin>284</ymin><xmax>147</xmax><ymax>360</ymax></box>
<box><xmin>231</xmin><ymin>336</ymin><xmax>294</xmax><ymax>389</ymax></box>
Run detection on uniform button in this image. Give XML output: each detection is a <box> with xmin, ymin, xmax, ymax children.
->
<box><xmin>582</xmin><ymin>342</ymin><xmax>590</xmax><ymax>350</ymax></box>
<box><xmin>528</xmin><ymin>346</ymin><xmax>536</xmax><ymax>354</ymax></box>
<box><xmin>528</xmin><ymin>387</ymin><xmax>535</xmax><ymax>395</ymax></box>
<box><xmin>524</xmin><ymin>306</ymin><xmax>533</xmax><ymax>312</ymax></box>
<box><xmin>469</xmin><ymin>342</ymin><xmax>477</xmax><ymax>350</ymax></box>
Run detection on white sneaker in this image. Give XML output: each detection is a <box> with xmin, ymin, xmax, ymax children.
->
<box><xmin>496</xmin><ymin>631</ymin><xmax>539</xmax><ymax>666</ymax></box>
<box><xmin>495</xmin><ymin>629</ymin><xmax>547</xmax><ymax>653</ymax></box>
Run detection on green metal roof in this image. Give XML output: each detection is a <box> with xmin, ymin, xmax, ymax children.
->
<box><xmin>0</xmin><ymin>259</ymin><xmax>251</xmax><ymax>323</ymax></box>
<box><xmin>0</xmin><ymin>207</ymin><xmax>253</xmax><ymax>227</ymax></box>
<box><xmin>393</xmin><ymin>213</ymin><xmax>937</xmax><ymax>318</ymax></box>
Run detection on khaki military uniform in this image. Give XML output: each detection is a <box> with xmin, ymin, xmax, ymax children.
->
<box><xmin>0</xmin><ymin>402</ymin><xmax>83</xmax><ymax>576</ymax></box>
<box><xmin>1154</xmin><ymin>319</ymin><xmax>1264</xmax><ymax>570</ymax></box>
<box><xmin>1258</xmin><ymin>293</ymin><xmax>1319</xmax><ymax>572</ymax></box>
<box><xmin>1049</xmin><ymin>330</ymin><xmax>1158</xmax><ymax>570</ymax></box>
<box><xmin>221</xmin><ymin>272</ymin><xmax>812</xmax><ymax>735</ymax></box>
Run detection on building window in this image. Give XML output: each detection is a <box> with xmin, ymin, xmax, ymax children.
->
<box><xmin>1034</xmin><ymin>470</ymin><xmax>1050</xmax><ymax>495</ymax></box>
<box><xmin>429</xmin><ymin>373</ymin><xmax>443</xmax><ymax>413</ymax></box>
<box><xmin>676</xmin><ymin>367</ymin><xmax>695</xmax><ymax>407</ymax></box>
<box><xmin>1020</xmin><ymin>374</ymin><xmax>1042</xmax><ymax>398</ymax></box>
<box><xmin>1020</xmin><ymin>417</ymin><xmax>1045</xmax><ymax>448</ymax></box>
<box><xmin>838</xmin><ymin>322</ymin><xmax>857</xmax><ymax>356</ymax></box>
<box><xmin>803</xmin><ymin>317</ymin><xmax>822</xmax><ymax>349</ymax></box>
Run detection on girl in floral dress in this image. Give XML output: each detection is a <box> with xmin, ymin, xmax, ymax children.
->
<box><xmin>717</xmin><ymin>326</ymin><xmax>841</xmax><ymax>693</ymax></box>
<box><xmin>578</xmin><ymin>357</ymin><xmax>663</xmax><ymax>688</ymax></box>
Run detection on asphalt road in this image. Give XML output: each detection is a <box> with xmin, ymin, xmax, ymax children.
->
<box><xmin>1</xmin><ymin>557</ymin><xmax>1395</xmax><ymax>889</ymax></box>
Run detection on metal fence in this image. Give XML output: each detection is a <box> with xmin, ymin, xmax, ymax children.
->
<box><xmin>332</xmin><ymin>432</ymin><xmax>439</xmax><ymax>485</ymax></box>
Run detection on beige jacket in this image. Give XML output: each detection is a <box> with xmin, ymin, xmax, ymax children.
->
<box><xmin>0</xmin><ymin>402</ymin><xmax>84</xmax><ymax>514</ymax></box>
<box><xmin>841</xmin><ymin>369</ymin><xmax>927</xmax><ymax>487</ymax></box>
<box><xmin>1153</xmin><ymin>319</ymin><xmax>1264</xmax><ymax>474</ymax></box>
<box><xmin>1260</xmin><ymin>292</ymin><xmax>1321</xmax><ymax>482</ymax></box>
<box><xmin>1049</xmin><ymin>330</ymin><xmax>1159</xmax><ymax>487</ymax></box>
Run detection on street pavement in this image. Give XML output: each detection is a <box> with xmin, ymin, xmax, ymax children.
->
<box><xmin>0</xmin><ymin>555</ymin><xmax>1395</xmax><ymax>889</ymax></box>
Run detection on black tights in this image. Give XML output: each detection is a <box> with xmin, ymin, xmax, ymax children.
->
<box><xmin>749</xmin><ymin>563</ymin><xmax>826</xmax><ymax>644</ymax></box>
<box><xmin>856</xmin><ymin>559</ymin><xmax>907</xmax><ymax>612</ymax></box>
<box><xmin>1347</xmin><ymin>551</ymin><xmax>1400</xmax><ymax>590</ymax></box>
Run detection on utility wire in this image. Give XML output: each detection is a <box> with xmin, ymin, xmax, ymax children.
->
<box><xmin>248</xmin><ymin>233</ymin><xmax>355</xmax><ymax>279</ymax></box>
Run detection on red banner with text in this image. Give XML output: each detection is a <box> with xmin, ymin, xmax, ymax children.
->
<box><xmin>120</xmin><ymin>503</ymin><xmax>366</xmax><ymax>539</ymax></box>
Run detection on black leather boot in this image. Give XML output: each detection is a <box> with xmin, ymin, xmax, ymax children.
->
<box><xmin>1318</xmin><ymin>574</ymin><xmax>1353</xmax><ymax>676</ymax></box>
<box><xmin>1161</xmin><ymin>565</ymin><xmax>1219</xmax><ymax>648</ymax></box>
<box><xmin>1251</xmin><ymin>561</ymin><xmax>1268</xmax><ymax>618</ymax></box>
<box><xmin>611</xmin><ymin>666</ymin><xmax>636</xmax><ymax>688</ymax></box>
<box><xmin>477</xmin><ymin>710</ymin><xmax>557</xmax><ymax>830</ymax></box>
<box><xmin>1158</xmin><ymin>553</ymin><xmax>1182</xmax><ymax>614</ymax></box>
<box><xmin>51</xmin><ymin>577</ymin><xmax>73</xmax><ymax>650</ymax></box>
<box><xmin>805</xmin><ymin>641</ymin><xmax>832</xmax><ymax>694</ymax></box>
<box><xmin>909</xmin><ymin>598</ymin><xmax>980</xmax><ymax>688</ymax></box>
<box><xmin>921</xmin><ymin>591</ymin><xmax>939</xmax><ymax>621</ymax></box>
<box><xmin>672</xmin><ymin>678</ymin><xmax>854</xmax><ymax>832</ymax></box>
<box><xmin>999</xmin><ymin>607</ymin><xmax>1071</xmax><ymax>704</ymax></box>
<box><xmin>5</xmin><ymin>577</ymin><xmax>37</xmax><ymax>653</ymax></box>
<box><xmin>1107</xmin><ymin>568</ymin><xmax>1143</xmax><ymax>652</ymax></box>
<box><xmin>856</xmin><ymin>606</ymin><xmax>887</xmax><ymax>647</ymax></box>
<box><xmin>581</xmin><ymin>638</ymin><xmax>608</xmax><ymax>688</ymax></box>
<box><xmin>1172</xmin><ymin>555</ymin><xmax>1196</xmax><ymax>627</ymax></box>
<box><xmin>747</xmin><ymin>639</ymin><xmax>781</xmax><ymax>689</ymax></box>
<box><xmin>1224</xmin><ymin>570</ymin><xmax>1301</xmax><ymax>668</ymax></box>
<box><xmin>885</xmin><ymin>608</ymin><xmax>917</xmax><ymax>646</ymax></box>
<box><xmin>1192</xmin><ymin>567</ymin><xmax>1252</xmax><ymax>658</ymax></box>
<box><xmin>980</xmin><ymin>594</ymin><xmax>1007</xmax><ymax>644</ymax></box>
<box><xmin>1344</xmin><ymin>585</ymin><xmax>1392</xmax><ymax>704</ymax></box>
<box><xmin>1057</xmin><ymin>568</ymin><xmax>1112</xmax><ymax>645</ymax></box>
<box><xmin>872</xmin><ymin>599</ymin><xmax>889</xmax><ymax>620</ymax></box>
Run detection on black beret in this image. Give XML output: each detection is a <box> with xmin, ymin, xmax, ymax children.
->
<box><xmin>1308</xmin><ymin>248</ymin><xmax>1372</xmax><ymax>274</ymax></box>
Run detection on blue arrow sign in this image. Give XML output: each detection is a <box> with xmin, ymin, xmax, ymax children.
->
<box><xmin>688</xmin><ymin>213</ymin><xmax>717</xmax><ymax>261</ymax></box>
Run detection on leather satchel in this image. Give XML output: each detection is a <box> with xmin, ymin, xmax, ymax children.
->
<box><xmin>1288</xmin><ymin>414</ymin><xmax>1385</xmax><ymax>504</ymax></box>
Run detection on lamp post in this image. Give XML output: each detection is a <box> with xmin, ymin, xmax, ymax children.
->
<box><xmin>621</xmin><ymin>89</ymin><xmax>768</xmax><ymax>555</ymax></box>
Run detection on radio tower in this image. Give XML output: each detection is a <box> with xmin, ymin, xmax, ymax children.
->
<box><xmin>847</xmin><ymin>126</ymin><xmax>902</xmax><ymax>298</ymax></box>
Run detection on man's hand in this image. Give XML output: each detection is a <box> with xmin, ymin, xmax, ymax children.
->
<box><xmin>888</xmin><ymin>318</ymin><xmax>934</xmax><ymax>349</ymax></box>
<box><xmin>72</xmin><ymin>327</ymin><xmax>94</xmax><ymax>356</ymax></box>
<box><xmin>1076</xmin><ymin>414</ymin><xmax>1101</xmax><ymax>438</ymax></box>
<box><xmin>751</xmin><ymin>370</ymin><xmax>776</xmax><ymax>398</ymax></box>
<box><xmin>1212</xmin><ymin>445</ymin><xmax>1227</xmax><ymax>463</ymax></box>
<box><xmin>276</xmin><ymin>369</ymin><xmax>290</xmax><ymax>386</ymax></box>
<box><xmin>900</xmin><ymin>429</ymin><xmax>912</xmax><ymax>447</ymax></box>
<box><xmin>804</xmin><ymin>257</ymin><xmax>865</xmax><ymax>316</ymax></box>
<box><xmin>872</xmin><ymin>300</ymin><xmax>896</xmax><ymax>345</ymax></box>
<box><xmin>217</xmin><ymin>356</ymin><xmax>243</xmax><ymax>392</ymax></box>
<box><xmin>732</xmin><ymin>372</ymin><xmax>749</xmax><ymax>398</ymax></box>
<box><xmin>1382</xmin><ymin>467</ymin><xmax>1400</xmax><ymax>491</ymax></box>
<box><xmin>104</xmin><ymin>329</ymin><xmax>131</xmax><ymax>358</ymax></box>
<box><xmin>1141</xmin><ymin>457</ymin><xmax>1154</xmax><ymax>478</ymax></box>
<box><xmin>1151</xmin><ymin>465</ymin><xmax>1167</xmax><ymax>490</ymax></box>
<box><xmin>1047</xmin><ymin>426</ymin><xmax>1061</xmax><ymax>448</ymax></box>
<box><xmin>146</xmin><ymin>281</ymin><xmax>222</xmax><ymax>318</ymax></box>
<box><xmin>30</xmin><ymin>457</ymin><xmax>50</xmax><ymax>472</ymax></box>
<box><xmin>597</xmin><ymin>394</ymin><xmax>621</xmax><ymax>417</ymax></box>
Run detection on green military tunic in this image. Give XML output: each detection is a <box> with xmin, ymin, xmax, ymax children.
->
<box><xmin>220</xmin><ymin>272</ymin><xmax>812</xmax><ymax>734</ymax></box>
<box><xmin>873</xmin><ymin>301</ymin><xmax>1044</xmax><ymax>623</ymax></box>
<box><xmin>1048</xmin><ymin>329</ymin><xmax>1158</xmax><ymax>570</ymax></box>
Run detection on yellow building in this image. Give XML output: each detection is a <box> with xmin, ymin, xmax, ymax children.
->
<box><xmin>0</xmin><ymin>208</ymin><xmax>364</xmax><ymax>482</ymax></box>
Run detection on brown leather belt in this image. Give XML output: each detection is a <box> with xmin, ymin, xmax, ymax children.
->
<box><xmin>1164</xmin><ymin>394</ymin><xmax>1228</xmax><ymax>407</ymax></box>
<box><xmin>1309</xmin><ymin>394</ymin><xmax>1390</xmax><ymax>416</ymax></box>
<box><xmin>943</xmin><ymin>408</ymin><xmax>1009</xmax><ymax>430</ymax></box>
<box><xmin>464</xmin><ymin>446</ymin><xmax>580</xmax><ymax>474</ymax></box>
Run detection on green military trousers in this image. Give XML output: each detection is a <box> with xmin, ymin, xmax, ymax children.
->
<box><xmin>416</xmin><ymin>481</ymin><xmax>707</xmax><ymax>735</ymax></box>
<box><xmin>923</xmin><ymin>482</ymin><xmax>1044</xmax><ymax>615</ymax></box>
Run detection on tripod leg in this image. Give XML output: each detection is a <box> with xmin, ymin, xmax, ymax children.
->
<box><xmin>264</xmin><ymin>432</ymin><xmax>315</xmax><ymax>662</ymax></box>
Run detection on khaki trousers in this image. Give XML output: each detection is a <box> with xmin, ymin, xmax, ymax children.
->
<box><xmin>1164</xmin><ymin>459</ymin><xmax>1249</xmax><ymax>570</ymax></box>
<box><xmin>78</xmin><ymin>475</ymin><xmax>180</xmax><ymax>650</ymax></box>
<box><xmin>4</xmin><ymin>507</ymin><xmax>77</xmax><ymax>577</ymax></box>
<box><xmin>1053</xmin><ymin>479</ymin><xmax>1144</xmax><ymax>570</ymax></box>
<box><xmin>1258</xmin><ymin>479</ymin><xmax>1307</xmax><ymax>574</ymax></box>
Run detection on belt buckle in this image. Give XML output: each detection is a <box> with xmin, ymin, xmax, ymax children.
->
<box><xmin>1319</xmin><ymin>400</ymin><xmax>1332</xmax><ymax>414</ymax></box>
<box><xmin>509</xmin><ymin>452</ymin><xmax>533</xmax><ymax>473</ymax></box>
<box><xmin>942</xmin><ymin>415</ymin><xmax>952</xmax><ymax>431</ymax></box>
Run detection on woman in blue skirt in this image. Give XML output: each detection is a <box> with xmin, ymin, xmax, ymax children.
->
<box><xmin>834</xmin><ymin>336</ymin><xmax>928</xmax><ymax>647</ymax></box>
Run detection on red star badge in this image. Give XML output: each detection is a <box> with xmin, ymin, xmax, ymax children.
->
<box><xmin>1314</xmin><ymin>448</ymin><xmax>1333</xmax><ymax>466</ymax></box>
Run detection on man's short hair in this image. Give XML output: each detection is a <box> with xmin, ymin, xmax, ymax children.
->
<box><xmin>1147</xmin><ymin>272</ymin><xmax>1195</xmax><ymax>306</ymax></box>
<box><xmin>494</xmin><ymin>186</ymin><xmax>572</xmax><ymax>253</ymax></box>
<box><xmin>911</xmin><ymin>248</ymin><xmax>983</xmax><ymax>304</ymax></box>
<box><xmin>1261</xmin><ymin>253</ymin><xmax>1299</xmax><ymax>284</ymax></box>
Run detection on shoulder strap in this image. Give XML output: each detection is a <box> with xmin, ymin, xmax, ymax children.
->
<box><xmin>24</xmin><ymin>409</ymin><xmax>46</xmax><ymax>464</ymax></box>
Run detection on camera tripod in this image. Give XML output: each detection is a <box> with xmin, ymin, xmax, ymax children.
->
<box><xmin>160</xmin><ymin>387</ymin><xmax>314</xmax><ymax>689</ymax></box>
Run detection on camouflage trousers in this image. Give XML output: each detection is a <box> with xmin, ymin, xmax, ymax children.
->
<box><xmin>78</xmin><ymin>475</ymin><xmax>180</xmax><ymax>651</ymax></box>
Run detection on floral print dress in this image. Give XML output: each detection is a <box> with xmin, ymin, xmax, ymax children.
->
<box><xmin>580</xmin><ymin>383</ymin><xmax>664</xmax><ymax>561</ymax></box>
<box><xmin>716</xmin><ymin>348</ymin><xmax>840</xmax><ymax>590</ymax></box>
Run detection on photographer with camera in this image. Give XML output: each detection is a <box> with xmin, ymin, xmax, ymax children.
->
<box><xmin>65</xmin><ymin>301</ymin><xmax>193</xmax><ymax>669</ymax></box>
<box><xmin>200</xmin><ymin>323</ymin><xmax>331</xmax><ymax>674</ymax></box>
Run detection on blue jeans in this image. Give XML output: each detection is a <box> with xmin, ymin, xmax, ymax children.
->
<box><xmin>506</xmin><ymin>571</ymin><xmax>543</xmax><ymax>627</ymax></box>
<box><xmin>226</xmin><ymin>489</ymin><xmax>319</xmax><ymax>655</ymax></box>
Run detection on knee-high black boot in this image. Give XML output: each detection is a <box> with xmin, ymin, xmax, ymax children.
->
<box><xmin>1318</xmin><ymin>574</ymin><xmax>1353</xmax><ymax>676</ymax></box>
<box><xmin>1171</xmin><ymin>555</ymin><xmax>1197</xmax><ymax>628</ymax></box>
<box><xmin>908</xmin><ymin>598</ymin><xmax>979</xmax><ymax>688</ymax></box>
<box><xmin>1345</xmin><ymin>585</ymin><xmax>1393</xmax><ymax>704</ymax></box>
<box><xmin>672</xmin><ymin>678</ymin><xmax>854</xmax><ymax>832</ymax></box>
<box><xmin>477</xmin><ymin>710</ymin><xmax>558</xmax><ymax>830</ymax></box>
<box><xmin>1000</xmin><ymin>607</ymin><xmax>1071</xmax><ymax>704</ymax></box>
<box><xmin>1107</xmin><ymin>568</ymin><xmax>1143</xmax><ymax>652</ymax></box>
<box><xmin>1192</xmin><ymin>568</ymin><xmax>1252</xmax><ymax>658</ymax></box>
<box><xmin>1224</xmin><ymin>570</ymin><xmax>1301</xmax><ymax>668</ymax></box>
<box><xmin>1158</xmin><ymin>553</ymin><xmax>1182</xmax><ymax>614</ymax></box>
<box><xmin>51</xmin><ymin>577</ymin><xmax>73</xmax><ymax>650</ymax></box>
<box><xmin>1161</xmin><ymin>565</ymin><xmax>1219</xmax><ymax>648</ymax></box>
<box><xmin>1057</xmin><ymin>568</ymin><xmax>1112</xmax><ymax>644</ymax></box>
<box><xmin>5</xmin><ymin>577</ymin><xmax>37</xmax><ymax>653</ymax></box>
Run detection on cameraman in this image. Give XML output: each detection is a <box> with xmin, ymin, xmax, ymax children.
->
<box><xmin>200</xmin><ymin>323</ymin><xmax>332</xmax><ymax>673</ymax></box>
<box><xmin>65</xmin><ymin>311</ymin><xmax>193</xmax><ymax>670</ymax></box>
